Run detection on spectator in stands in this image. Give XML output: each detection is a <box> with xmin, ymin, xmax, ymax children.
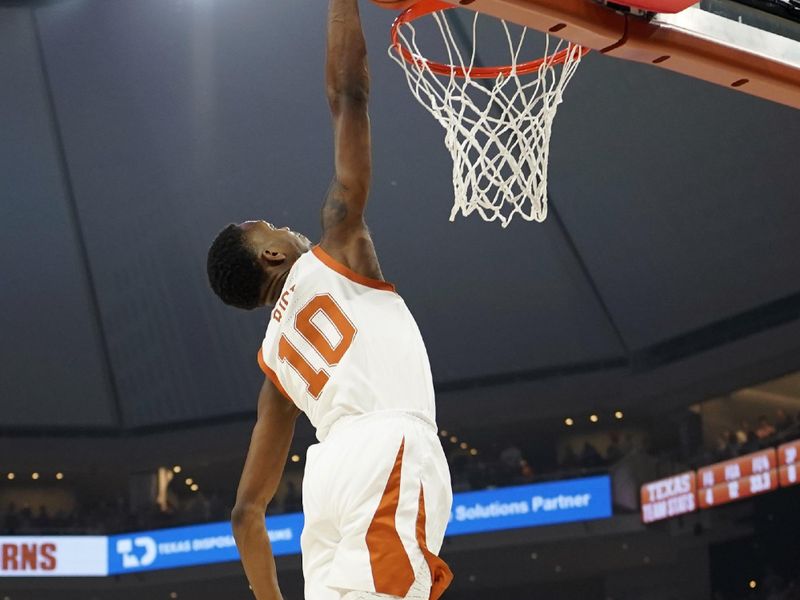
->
<box><xmin>559</xmin><ymin>445</ymin><xmax>579</xmax><ymax>470</ymax></box>
<box><xmin>776</xmin><ymin>408</ymin><xmax>794</xmax><ymax>432</ymax></box>
<box><xmin>208</xmin><ymin>491</ymin><xmax>227</xmax><ymax>521</ymax></box>
<box><xmin>736</xmin><ymin>420</ymin><xmax>751</xmax><ymax>445</ymax></box>
<box><xmin>756</xmin><ymin>415</ymin><xmax>777</xmax><ymax>440</ymax></box>
<box><xmin>723</xmin><ymin>431</ymin><xmax>739</xmax><ymax>458</ymax></box>
<box><xmin>519</xmin><ymin>459</ymin><xmax>535</xmax><ymax>483</ymax></box>
<box><xmin>606</xmin><ymin>432</ymin><xmax>623</xmax><ymax>464</ymax></box>
<box><xmin>449</xmin><ymin>453</ymin><xmax>471</xmax><ymax>492</ymax></box>
<box><xmin>18</xmin><ymin>506</ymin><xmax>33</xmax><ymax>532</ymax></box>
<box><xmin>741</xmin><ymin>430</ymin><xmax>761</xmax><ymax>454</ymax></box>
<box><xmin>34</xmin><ymin>506</ymin><xmax>50</xmax><ymax>529</ymax></box>
<box><xmin>499</xmin><ymin>443</ymin><xmax>524</xmax><ymax>485</ymax></box>
<box><xmin>3</xmin><ymin>502</ymin><xmax>19</xmax><ymax>534</ymax></box>
<box><xmin>579</xmin><ymin>442</ymin><xmax>603</xmax><ymax>468</ymax></box>
<box><xmin>466</xmin><ymin>458</ymin><xmax>489</xmax><ymax>490</ymax></box>
<box><xmin>283</xmin><ymin>481</ymin><xmax>301</xmax><ymax>513</ymax></box>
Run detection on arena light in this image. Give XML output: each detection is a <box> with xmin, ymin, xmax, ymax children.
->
<box><xmin>7</xmin><ymin>473</ymin><xmax>14</xmax><ymax>481</ymax></box>
<box><xmin>450</xmin><ymin>436</ymin><xmax>458</xmax><ymax>443</ymax></box>
<box><xmin>173</xmin><ymin>465</ymin><xmax>182</xmax><ymax>474</ymax></box>
<box><xmin>615</xmin><ymin>410</ymin><xmax>624</xmax><ymax>420</ymax></box>
<box><xmin>470</xmin><ymin>448</ymin><xmax>478</xmax><ymax>456</ymax></box>
<box><xmin>56</xmin><ymin>472</ymin><xmax>64</xmax><ymax>480</ymax></box>
<box><xmin>185</xmin><ymin>478</ymin><xmax>193</xmax><ymax>486</ymax></box>
<box><xmin>291</xmin><ymin>455</ymin><xmax>300</xmax><ymax>463</ymax></box>
<box><xmin>459</xmin><ymin>442</ymin><xmax>468</xmax><ymax>450</ymax></box>
<box><xmin>440</xmin><ymin>430</ymin><xmax>448</xmax><ymax>437</ymax></box>
<box><xmin>190</xmin><ymin>484</ymin><xmax>199</xmax><ymax>492</ymax></box>
<box><xmin>749</xmin><ymin>580</ymin><xmax>757</xmax><ymax>590</ymax></box>
<box><xmin>564</xmin><ymin>417</ymin><xmax>574</xmax><ymax>426</ymax></box>
<box><xmin>590</xmin><ymin>414</ymin><xmax>599</xmax><ymax>423</ymax></box>
<box><xmin>31</xmin><ymin>473</ymin><xmax>39</xmax><ymax>480</ymax></box>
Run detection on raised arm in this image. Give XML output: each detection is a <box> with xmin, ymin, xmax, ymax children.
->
<box><xmin>231</xmin><ymin>377</ymin><xmax>300</xmax><ymax>600</ymax></box>
<box><xmin>321</xmin><ymin>0</ymin><xmax>384</xmax><ymax>281</ymax></box>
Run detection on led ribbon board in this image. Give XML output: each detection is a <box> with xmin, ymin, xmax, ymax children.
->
<box><xmin>640</xmin><ymin>471</ymin><xmax>697</xmax><ymax>524</ymax></box>
<box><xmin>0</xmin><ymin>537</ymin><xmax>107</xmax><ymax>577</ymax></box>
<box><xmin>778</xmin><ymin>439</ymin><xmax>800</xmax><ymax>487</ymax></box>
<box><xmin>1</xmin><ymin>476</ymin><xmax>613</xmax><ymax>577</ymax></box>
<box><xmin>640</xmin><ymin>438</ymin><xmax>800</xmax><ymax>523</ymax></box>
<box><xmin>697</xmin><ymin>448</ymin><xmax>778</xmax><ymax>509</ymax></box>
<box><xmin>107</xmin><ymin>513</ymin><xmax>302</xmax><ymax>575</ymax></box>
<box><xmin>446</xmin><ymin>475</ymin><xmax>612</xmax><ymax>536</ymax></box>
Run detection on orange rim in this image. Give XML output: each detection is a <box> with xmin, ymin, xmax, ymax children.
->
<box><xmin>390</xmin><ymin>0</ymin><xmax>589</xmax><ymax>79</ymax></box>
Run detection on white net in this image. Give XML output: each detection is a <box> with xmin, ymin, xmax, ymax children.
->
<box><xmin>389</xmin><ymin>8</ymin><xmax>585</xmax><ymax>227</ymax></box>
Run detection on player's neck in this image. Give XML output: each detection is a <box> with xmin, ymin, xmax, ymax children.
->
<box><xmin>265</xmin><ymin>269</ymin><xmax>290</xmax><ymax>306</ymax></box>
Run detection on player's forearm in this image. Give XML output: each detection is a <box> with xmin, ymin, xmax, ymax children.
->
<box><xmin>326</xmin><ymin>0</ymin><xmax>369</xmax><ymax>100</ymax></box>
<box><xmin>232</xmin><ymin>509</ymin><xmax>283</xmax><ymax>600</ymax></box>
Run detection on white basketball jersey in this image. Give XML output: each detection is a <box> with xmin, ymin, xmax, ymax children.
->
<box><xmin>258</xmin><ymin>246</ymin><xmax>437</xmax><ymax>442</ymax></box>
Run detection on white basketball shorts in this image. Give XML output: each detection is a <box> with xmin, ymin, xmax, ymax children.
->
<box><xmin>300</xmin><ymin>410</ymin><xmax>454</xmax><ymax>600</ymax></box>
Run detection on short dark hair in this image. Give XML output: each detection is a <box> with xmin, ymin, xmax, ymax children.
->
<box><xmin>207</xmin><ymin>224</ymin><xmax>265</xmax><ymax>310</ymax></box>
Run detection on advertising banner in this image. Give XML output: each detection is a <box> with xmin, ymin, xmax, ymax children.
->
<box><xmin>0</xmin><ymin>536</ymin><xmax>107</xmax><ymax>577</ymax></box>
<box><xmin>445</xmin><ymin>475</ymin><xmax>613</xmax><ymax>537</ymax></box>
<box><xmin>2</xmin><ymin>476</ymin><xmax>613</xmax><ymax>577</ymax></box>
<box><xmin>107</xmin><ymin>513</ymin><xmax>302</xmax><ymax>575</ymax></box>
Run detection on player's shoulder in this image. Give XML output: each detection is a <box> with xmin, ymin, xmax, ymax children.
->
<box><xmin>311</xmin><ymin>243</ymin><xmax>395</xmax><ymax>293</ymax></box>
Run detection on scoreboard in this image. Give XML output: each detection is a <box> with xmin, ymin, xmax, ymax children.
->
<box><xmin>697</xmin><ymin>448</ymin><xmax>778</xmax><ymax>509</ymax></box>
<box><xmin>778</xmin><ymin>439</ymin><xmax>800</xmax><ymax>487</ymax></box>
<box><xmin>641</xmin><ymin>471</ymin><xmax>696</xmax><ymax>523</ymax></box>
<box><xmin>641</xmin><ymin>438</ymin><xmax>799</xmax><ymax>523</ymax></box>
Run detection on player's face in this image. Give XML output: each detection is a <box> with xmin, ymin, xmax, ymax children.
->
<box><xmin>238</xmin><ymin>220</ymin><xmax>312</xmax><ymax>261</ymax></box>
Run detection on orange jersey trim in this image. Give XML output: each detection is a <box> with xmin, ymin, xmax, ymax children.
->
<box><xmin>257</xmin><ymin>349</ymin><xmax>295</xmax><ymax>405</ymax></box>
<box><xmin>366</xmin><ymin>437</ymin><xmax>416</xmax><ymax>596</ymax></box>
<box><xmin>312</xmin><ymin>245</ymin><xmax>396</xmax><ymax>293</ymax></box>
<box><xmin>416</xmin><ymin>484</ymin><xmax>454</xmax><ymax>600</ymax></box>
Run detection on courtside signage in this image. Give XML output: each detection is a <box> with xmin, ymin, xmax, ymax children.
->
<box><xmin>0</xmin><ymin>536</ymin><xmax>107</xmax><ymax>577</ymax></box>
<box><xmin>107</xmin><ymin>513</ymin><xmax>302</xmax><ymax>575</ymax></box>
<box><xmin>445</xmin><ymin>475</ymin><xmax>613</xmax><ymax>536</ymax></box>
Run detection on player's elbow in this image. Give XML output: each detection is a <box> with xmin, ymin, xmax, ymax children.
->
<box><xmin>327</xmin><ymin>84</ymin><xmax>369</xmax><ymax>115</ymax></box>
<box><xmin>231</xmin><ymin>502</ymin><xmax>264</xmax><ymax>537</ymax></box>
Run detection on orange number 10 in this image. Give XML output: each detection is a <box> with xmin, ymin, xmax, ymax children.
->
<box><xmin>278</xmin><ymin>294</ymin><xmax>356</xmax><ymax>398</ymax></box>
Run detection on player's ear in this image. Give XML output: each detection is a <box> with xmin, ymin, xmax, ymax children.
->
<box><xmin>259</xmin><ymin>248</ymin><xmax>287</xmax><ymax>268</ymax></box>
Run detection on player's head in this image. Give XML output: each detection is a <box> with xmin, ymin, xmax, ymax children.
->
<box><xmin>207</xmin><ymin>220</ymin><xmax>312</xmax><ymax>310</ymax></box>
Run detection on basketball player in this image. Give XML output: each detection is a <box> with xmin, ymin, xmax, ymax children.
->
<box><xmin>205</xmin><ymin>1</ymin><xmax>453</xmax><ymax>599</ymax></box>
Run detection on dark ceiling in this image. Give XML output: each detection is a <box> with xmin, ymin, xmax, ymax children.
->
<box><xmin>2</xmin><ymin>0</ymin><xmax>800</xmax><ymax>434</ymax></box>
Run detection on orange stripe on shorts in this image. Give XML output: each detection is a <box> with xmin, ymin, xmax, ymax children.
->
<box><xmin>366</xmin><ymin>437</ymin><xmax>415</xmax><ymax>596</ymax></box>
<box><xmin>416</xmin><ymin>484</ymin><xmax>454</xmax><ymax>600</ymax></box>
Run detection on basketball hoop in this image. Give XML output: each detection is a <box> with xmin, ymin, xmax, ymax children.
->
<box><xmin>388</xmin><ymin>0</ymin><xmax>588</xmax><ymax>227</ymax></box>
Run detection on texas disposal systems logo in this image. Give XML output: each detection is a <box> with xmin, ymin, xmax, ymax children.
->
<box><xmin>116</xmin><ymin>536</ymin><xmax>157</xmax><ymax>568</ymax></box>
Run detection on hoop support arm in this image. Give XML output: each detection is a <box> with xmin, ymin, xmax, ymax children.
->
<box><xmin>371</xmin><ymin>0</ymin><xmax>800</xmax><ymax>109</ymax></box>
<box><xmin>605</xmin><ymin>6</ymin><xmax>800</xmax><ymax>110</ymax></box>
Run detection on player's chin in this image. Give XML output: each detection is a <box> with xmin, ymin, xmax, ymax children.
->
<box><xmin>295</xmin><ymin>232</ymin><xmax>313</xmax><ymax>249</ymax></box>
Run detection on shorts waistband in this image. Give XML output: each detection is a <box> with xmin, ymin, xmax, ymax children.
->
<box><xmin>324</xmin><ymin>409</ymin><xmax>438</xmax><ymax>441</ymax></box>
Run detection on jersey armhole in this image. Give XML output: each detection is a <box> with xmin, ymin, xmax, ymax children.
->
<box><xmin>257</xmin><ymin>348</ymin><xmax>295</xmax><ymax>405</ymax></box>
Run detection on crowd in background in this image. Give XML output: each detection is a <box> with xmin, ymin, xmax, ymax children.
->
<box><xmin>710</xmin><ymin>409</ymin><xmax>799</xmax><ymax>462</ymax></box>
<box><xmin>1</xmin><ymin>407</ymin><xmax>796</xmax><ymax>536</ymax></box>
<box><xmin>0</xmin><ymin>430</ymin><xmax>631</xmax><ymax>535</ymax></box>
